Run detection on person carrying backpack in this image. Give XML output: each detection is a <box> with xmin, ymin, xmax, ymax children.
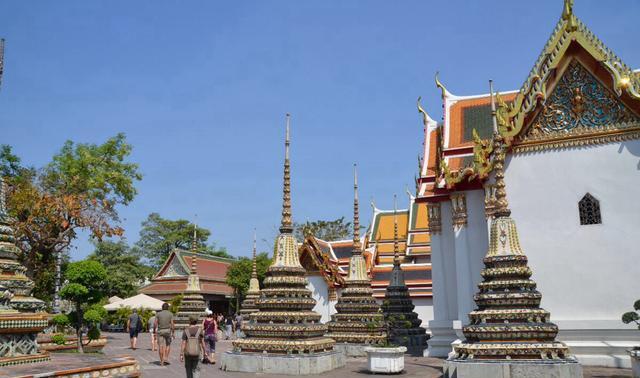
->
<box><xmin>180</xmin><ymin>315</ymin><xmax>205</xmax><ymax>378</ymax></box>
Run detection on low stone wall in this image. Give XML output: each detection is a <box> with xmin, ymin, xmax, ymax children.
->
<box><xmin>37</xmin><ymin>334</ymin><xmax>108</xmax><ymax>353</ymax></box>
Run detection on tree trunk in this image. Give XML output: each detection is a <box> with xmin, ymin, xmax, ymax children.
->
<box><xmin>76</xmin><ymin>303</ymin><xmax>84</xmax><ymax>353</ymax></box>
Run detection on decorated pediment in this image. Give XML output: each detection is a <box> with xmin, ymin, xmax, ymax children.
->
<box><xmin>162</xmin><ymin>255</ymin><xmax>188</xmax><ymax>277</ymax></box>
<box><xmin>517</xmin><ymin>60</ymin><xmax>640</xmax><ymax>147</ymax></box>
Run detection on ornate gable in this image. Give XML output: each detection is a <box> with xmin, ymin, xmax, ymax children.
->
<box><xmin>157</xmin><ymin>252</ymin><xmax>189</xmax><ymax>278</ymax></box>
<box><xmin>487</xmin><ymin>1</ymin><xmax>640</xmax><ymax>154</ymax></box>
<box><xmin>516</xmin><ymin>60</ymin><xmax>640</xmax><ymax>149</ymax></box>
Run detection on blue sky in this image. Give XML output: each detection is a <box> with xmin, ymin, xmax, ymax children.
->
<box><xmin>1</xmin><ymin>1</ymin><xmax>638</xmax><ymax>260</ymax></box>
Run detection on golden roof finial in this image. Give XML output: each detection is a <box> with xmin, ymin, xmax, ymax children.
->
<box><xmin>280</xmin><ymin>113</ymin><xmax>293</xmax><ymax>233</ymax></box>
<box><xmin>352</xmin><ymin>163</ymin><xmax>362</xmax><ymax>255</ymax></box>
<box><xmin>562</xmin><ymin>0</ymin><xmax>577</xmax><ymax>32</ymax></box>
<box><xmin>0</xmin><ymin>39</ymin><xmax>5</xmax><ymax>91</ymax></box>
<box><xmin>435</xmin><ymin>71</ymin><xmax>450</xmax><ymax>100</ymax></box>
<box><xmin>393</xmin><ymin>194</ymin><xmax>400</xmax><ymax>266</ymax></box>
<box><xmin>490</xmin><ymin>80</ymin><xmax>511</xmax><ymax>218</ymax></box>
<box><xmin>251</xmin><ymin>228</ymin><xmax>258</xmax><ymax>280</ymax></box>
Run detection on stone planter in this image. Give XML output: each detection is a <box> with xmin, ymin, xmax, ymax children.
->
<box><xmin>37</xmin><ymin>334</ymin><xmax>108</xmax><ymax>353</ymax></box>
<box><xmin>364</xmin><ymin>346</ymin><xmax>407</xmax><ymax>374</ymax></box>
<box><xmin>629</xmin><ymin>349</ymin><xmax>640</xmax><ymax>378</ymax></box>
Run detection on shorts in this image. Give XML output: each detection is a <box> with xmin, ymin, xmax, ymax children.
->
<box><xmin>158</xmin><ymin>330</ymin><xmax>172</xmax><ymax>346</ymax></box>
<box><xmin>129</xmin><ymin>329</ymin><xmax>139</xmax><ymax>339</ymax></box>
<box><xmin>204</xmin><ymin>334</ymin><xmax>216</xmax><ymax>352</ymax></box>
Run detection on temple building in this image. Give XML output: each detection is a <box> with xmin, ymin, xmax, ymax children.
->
<box><xmin>299</xmin><ymin>195</ymin><xmax>434</xmax><ymax>327</ymax></box>
<box><xmin>325</xmin><ymin>165</ymin><xmax>387</xmax><ymax>356</ymax></box>
<box><xmin>417</xmin><ymin>0</ymin><xmax>640</xmax><ymax>368</ymax></box>
<box><xmin>139</xmin><ymin>248</ymin><xmax>234</xmax><ymax>314</ymax></box>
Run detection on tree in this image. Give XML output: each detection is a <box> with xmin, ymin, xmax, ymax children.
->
<box><xmin>88</xmin><ymin>240</ymin><xmax>155</xmax><ymax>298</ymax></box>
<box><xmin>293</xmin><ymin>217</ymin><xmax>353</xmax><ymax>242</ymax></box>
<box><xmin>3</xmin><ymin>134</ymin><xmax>141</xmax><ymax>302</ymax></box>
<box><xmin>135</xmin><ymin>213</ymin><xmax>231</xmax><ymax>268</ymax></box>
<box><xmin>59</xmin><ymin>260</ymin><xmax>108</xmax><ymax>353</ymax></box>
<box><xmin>225</xmin><ymin>252</ymin><xmax>272</xmax><ymax>311</ymax></box>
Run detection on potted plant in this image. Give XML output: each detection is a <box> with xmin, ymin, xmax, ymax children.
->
<box><xmin>622</xmin><ymin>299</ymin><xmax>640</xmax><ymax>377</ymax></box>
<box><xmin>363</xmin><ymin>321</ymin><xmax>406</xmax><ymax>374</ymax></box>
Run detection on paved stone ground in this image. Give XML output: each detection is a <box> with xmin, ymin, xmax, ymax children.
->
<box><xmin>102</xmin><ymin>332</ymin><xmax>633</xmax><ymax>378</ymax></box>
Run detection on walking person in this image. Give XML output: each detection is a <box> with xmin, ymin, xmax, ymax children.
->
<box><xmin>202</xmin><ymin>310</ymin><xmax>217</xmax><ymax>364</ymax></box>
<box><xmin>127</xmin><ymin>308</ymin><xmax>142</xmax><ymax>350</ymax></box>
<box><xmin>224</xmin><ymin>315</ymin><xmax>233</xmax><ymax>340</ymax></box>
<box><xmin>180</xmin><ymin>315</ymin><xmax>205</xmax><ymax>378</ymax></box>
<box><xmin>155</xmin><ymin>303</ymin><xmax>175</xmax><ymax>366</ymax></box>
<box><xmin>234</xmin><ymin>313</ymin><xmax>243</xmax><ymax>339</ymax></box>
<box><xmin>148</xmin><ymin>311</ymin><xmax>158</xmax><ymax>352</ymax></box>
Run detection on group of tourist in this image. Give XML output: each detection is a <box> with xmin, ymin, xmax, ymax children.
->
<box><xmin>125</xmin><ymin>306</ymin><xmax>244</xmax><ymax>377</ymax></box>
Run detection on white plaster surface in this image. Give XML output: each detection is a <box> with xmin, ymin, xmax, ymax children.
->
<box><xmin>364</xmin><ymin>346</ymin><xmax>407</xmax><ymax>373</ymax></box>
<box><xmin>306</xmin><ymin>275</ymin><xmax>336</xmax><ymax>323</ymax></box>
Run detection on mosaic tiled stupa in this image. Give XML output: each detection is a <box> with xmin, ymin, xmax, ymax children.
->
<box><xmin>174</xmin><ymin>228</ymin><xmax>206</xmax><ymax>329</ymax></box>
<box><xmin>232</xmin><ymin>115</ymin><xmax>335</xmax><ymax>356</ymax></box>
<box><xmin>380</xmin><ymin>195</ymin><xmax>429</xmax><ymax>356</ymax></box>
<box><xmin>326</xmin><ymin>165</ymin><xmax>386</xmax><ymax>355</ymax></box>
<box><xmin>0</xmin><ymin>178</ymin><xmax>49</xmax><ymax>366</ymax></box>
<box><xmin>450</xmin><ymin>85</ymin><xmax>574</xmax><ymax>362</ymax></box>
<box><xmin>239</xmin><ymin>231</ymin><xmax>260</xmax><ymax>324</ymax></box>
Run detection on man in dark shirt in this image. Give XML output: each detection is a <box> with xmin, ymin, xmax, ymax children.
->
<box><xmin>154</xmin><ymin>303</ymin><xmax>175</xmax><ymax>366</ymax></box>
<box><xmin>180</xmin><ymin>315</ymin><xmax>205</xmax><ymax>378</ymax></box>
<box><xmin>127</xmin><ymin>309</ymin><xmax>141</xmax><ymax>350</ymax></box>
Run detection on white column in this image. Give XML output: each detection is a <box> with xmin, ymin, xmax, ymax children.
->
<box><xmin>426</xmin><ymin>200</ymin><xmax>459</xmax><ymax>357</ymax></box>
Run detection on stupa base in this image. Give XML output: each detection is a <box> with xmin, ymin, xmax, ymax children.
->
<box><xmin>0</xmin><ymin>353</ymin><xmax>140</xmax><ymax>377</ymax></box>
<box><xmin>334</xmin><ymin>343</ymin><xmax>370</xmax><ymax>357</ymax></box>
<box><xmin>443</xmin><ymin>359</ymin><xmax>582</xmax><ymax>378</ymax></box>
<box><xmin>221</xmin><ymin>350</ymin><xmax>345</xmax><ymax>375</ymax></box>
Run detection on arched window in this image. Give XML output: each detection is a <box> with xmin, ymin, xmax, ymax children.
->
<box><xmin>578</xmin><ymin>193</ymin><xmax>601</xmax><ymax>225</ymax></box>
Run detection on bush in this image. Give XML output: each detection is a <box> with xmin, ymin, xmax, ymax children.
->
<box><xmin>622</xmin><ymin>299</ymin><xmax>640</xmax><ymax>331</ymax></box>
<box><xmin>51</xmin><ymin>333</ymin><xmax>66</xmax><ymax>345</ymax></box>
<box><xmin>169</xmin><ymin>294</ymin><xmax>183</xmax><ymax>314</ymax></box>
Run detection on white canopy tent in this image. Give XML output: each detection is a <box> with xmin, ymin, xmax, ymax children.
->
<box><xmin>108</xmin><ymin>295</ymin><xmax>123</xmax><ymax>304</ymax></box>
<box><xmin>103</xmin><ymin>293</ymin><xmax>165</xmax><ymax>312</ymax></box>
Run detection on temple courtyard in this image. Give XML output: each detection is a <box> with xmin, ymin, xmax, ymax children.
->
<box><xmin>96</xmin><ymin>332</ymin><xmax>633</xmax><ymax>378</ymax></box>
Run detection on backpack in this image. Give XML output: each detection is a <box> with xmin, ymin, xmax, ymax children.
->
<box><xmin>184</xmin><ymin>326</ymin><xmax>201</xmax><ymax>357</ymax></box>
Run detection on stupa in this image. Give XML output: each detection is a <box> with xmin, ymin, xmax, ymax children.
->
<box><xmin>222</xmin><ymin>114</ymin><xmax>344</xmax><ymax>375</ymax></box>
<box><xmin>443</xmin><ymin>83</ymin><xmax>581</xmax><ymax>378</ymax></box>
<box><xmin>174</xmin><ymin>226</ymin><xmax>206</xmax><ymax>329</ymax></box>
<box><xmin>0</xmin><ymin>178</ymin><xmax>49</xmax><ymax>366</ymax></box>
<box><xmin>326</xmin><ymin>164</ymin><xmax>386</xmax><ymax>356</ymax></box>
<box><xmin>239</xmin><ymin>230</ymin><xmax>260</xmax><ymax>326</ymax></box>
<box><xmin>380</xmin><ymin>195</ymin><xmax>429</xmax><ymax>356</ymax></box>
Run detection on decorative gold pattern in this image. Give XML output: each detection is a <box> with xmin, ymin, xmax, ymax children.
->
<box><xmin>426</xmin><ymin>203</ymin><xmax>442</xmax><ymax>234</ymax></box>
<box><xmin>484</xmin><ymin>184</ymin><xmax>497</xmax><ymax>219</ymax></box>
<box><xmin>450</xmin><ymin>193</ymin><xmax>468</xmax><ymax>229</ymax></box>
<box><xmin>233</xmin><ymin>117</ymin><xmax>334</xmax><ymax>355</ymax></box>
<box><xmin>326</xmin><ymin>166</ymin><xmax>386</xmax><ymax>346</ymax></box>
<box><xmin>239</xmin><ymin>230</ymin><xmax>260</xmax><ymax>322</ymax></box>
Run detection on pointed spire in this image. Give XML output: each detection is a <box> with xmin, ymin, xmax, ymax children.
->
<box><xmin>0</xmin><ymin>38</ymin><xmax>5</xmax><ymax>91</ymax></box>
<box><xmin>352</xmin><ymin>163</ymin><xmax>362</xmax><ymax>255</ymax></box>
<box><xmin>490</xmin><ymin>80</ymin><xmax>511</xmax><ymax>218</ymax></box>
<box><xmin>280</xmin><ymin>113</ymin><xmax>293</xmax><ymax>233</ymax></box>
<box><xmin>0</xmin><ymin>176</ymin><xmax>7</xmax><ymax>219</ymax></box>
<box><xmin>393</xmin><ymin>194</ymin><xmax>400</xmax><ymax>266</ymax></box>
<box><xmin>251</xmin><ymin>228</ymin><xmax>258</xmax><ymax>280</ymax></box>
<box><xmin>190</xmin><ymin>222</ymin><xmax>198</xmax><ymax>274</ymax></box>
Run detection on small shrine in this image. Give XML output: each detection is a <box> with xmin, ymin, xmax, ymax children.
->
<box><xmin>0</xmin><ymin>179</ymin><xmax>49</xmax><ymax>366</ymax></box>
<box><xmin>174</xmin><ymin>231</ymin><xmax>207</xmax><ymax>329</ymax></box>
<box><xmin>239</xmin><ymin>231</ymin><xmax>260</xmax><ymax>325</ymax></box>
<box><xmin>381</xmin><ymin>196</ymin><xmax>429</xmax><ymax>356</ymax></box>
<box><xmin>222</xmin><ymin>115</ymin><xmax>344</xmax><ymax>375</ymax></box>
<box><xmin>326</xmin><ymin>165</ymin><xmax>386</xmax><ymax>356</ymax></box>
<box><xmin>443</xmin><ymin>85</ymin><xmax>581</xmax><ymax>378</ymax></box>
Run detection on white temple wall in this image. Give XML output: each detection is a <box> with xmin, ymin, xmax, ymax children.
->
<box><xmin>412</xmin><ymin>298</ymin><xmax>434</xmax><ymax>328</ymax></box>
<box><xmin>503</xmin><ymin>141</ymin><xmax>640</xmax><ymax>367</ymax></box>
<box><xmin>306</xmin><ymin>275</ymin><xmax>336</xmax><ymax>323</ymax></box>
<box><xmin>464</xmin><ymin>190</ymin><xmax>489</xmax><ymax>311</ymax></box>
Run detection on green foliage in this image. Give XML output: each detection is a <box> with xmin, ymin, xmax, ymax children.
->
<box><xmin>3</xmin><ymin>135</ymin><xmax>141</xmax><ymax>302</ymax></box>
<box><xmin>43</xmin><ymin>133</ymin><xmax>142</xmax><ymax>204</ymax></box>
<box><xmin>169</xmin><ymin>294</ymin><xmax>183</xmax><ymax>314</ymax></box>
<box><xmin>135</xmin><ymin>213</ymin><xmax>231</xmax><ymax>268</ymax></box>
<box><xmin>225</xmin><ymin>252</ymin><xmax>272</xmax><ymax>299</ymax></box>
<box><xmin>87</xmin><ymin>326</ymin><xmax>101</xmax><ymax>341</ymax></box>
<box><xmin>88</xmin><ymin>240</ymin><xmax>154</xmax><ymax>298</ymax></box>
<box><xmin>621</xmin><ymin>299</ymin><xmax>640</xmax><ymax>330</ymax></box>
<box><xmin>51</xmin><ymin>334</ymin><xmax>66</xmax><ymax>346</ymax></box>
<box><xmin>83</xmin><ymin>309</ymin><xmax>103</xmax><ymax>324</ymax></box>
<box><xmin>293</xmin><ymin>217</ymin><xmax>353</xmax><ymax>242</ymax></box>
<box><xmin>52</xmin><ymin>314</ymin><xmax>70</xmax><ymax>327</ymax></box>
